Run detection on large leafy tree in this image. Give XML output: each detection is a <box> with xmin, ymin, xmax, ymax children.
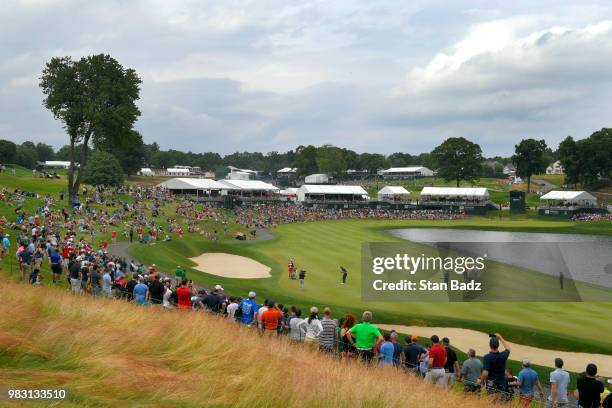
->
<box><xmin>94</xmin><ymin>129</ymin><xmax>145</xmax><ymax>176</ymax></box>
<box><xmin>293</xmin><ymin>145</ymin><xmax>319</xmax><ymax>176</ymax></box>
<box><xmin>15</xmin><ymin>143</ymin><xmax>39</xmax><ymax>169</ymax></box>
<box><xmin>431</xmin><ymin>137</ymin><xmax>483</xmax><ymax>187</ymax></box>
<box><xmin>35</xmin><ymin>142</ymin><xmax>55</xmax><ymax>162</ymax></box>
<box><xmin>512</xmin><ymin>139</ymin><xmax>548</xmax><ymax>192</ymax></box>
<box><xmin>40</xmin><ymin>54</ymin><xmax>141</xmax><ymax>202</ymax></box>
<box><xmin>0</xmin><ymin>140</ymin><xmax>17</xmax><ymax>163</ymax></box>
<box><xmin>316</xmin><ymin>145</ymin><xmax>347</xmax><ymax>176</ymax></box>
<box><xmin>83</xmin><ymin>151</ymin><xmax>124</xmax><ymax>186</ymax></box>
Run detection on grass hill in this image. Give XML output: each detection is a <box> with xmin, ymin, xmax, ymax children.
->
<box><xmin>0</xmin><ymin>279</ymin><xmax>491</xmax><ymax>408</ymax></box>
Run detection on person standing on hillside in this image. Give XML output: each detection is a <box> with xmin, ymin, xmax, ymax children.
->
<box><xmin>512</xmin><ymin>359</ymin><xmax>544</xmax><ymax>407</ymax></box>
<box><xmin>459</xmin><ymin>349</ymin><xmax>483</xmax><ymax>393</ymax></box>
<box><xmin>1</xmin><ymin>233</ymin><xmax>10</xmax><ymax>259</ymax></box>
<box><xmin>288</xmin><ymin>308</ymin><xmax>307</xmax><ymax>342</ymax></box>
<box><xmin>443</xmin><ymin>337</ymin><xmax>459</xmax><ymax>385</ymax></box>
<box><xmin>175</xmin><ymin>279</ymin><xmax>193</xmax><ymax>310</ymax></box>
<box><xmin>548</xmin><ymin>358</ymin><xmax>570</xmax><ymax>407</ymax></box>
<box><xmin>346</xmin><ymin>311</ymin><xmax>384</xmax><ymax>363</ymax></box>
<box><xmin>478</xmin><ymin>333</ymin><xmax>511</xmax><ymax>397</ymax></box>
<box><xmin>401</xmin><ymin>335</ymin><xmax>427</xmax><ymax>374</ymax></box>
<box><xmin>298</xmin><ymin>269</ymin><xmax>306</xmax><ymax>290</ymax></box>
<box><xmin>575</xmin><ymin>364</ymin><xmax>604</xmax><ymax>408</ymax></box>
<box><xmin>260</xmin><ymin>301</ymin><xmax>283</xmax><ymax>337</ymax></box>
<box><xmin>426</xmin><ymin>335</ymin><xmax>447</xmax><ymax>386</ymax></box>
<box><xmin>49</xmin><ymin>248</ymin><xmax>62</xmax><ymax>284</ymax></box>
<box><xmin>237</xmin><ymin>291</ymin><xmax>259</xmax><ymax>326</ymax></box>
<box><xmin>148</xmin><ymin>274</ymin><xmax>165</xmax><ymax>305</ymax></box>
<box><xmin>303</xmin><ymin>307</ymin><xmax>323</xmax><ymax>349</ymax></box>
<box><xmin>319</xmin><ymin>307</ymin><xmax>337</xmax><ymax>353</ymax></box>
<box><xmin>175</xmin><ymin>266</ymin><xmax>186</xmax><ymax>284</ymax></box>
<box><xmin>133</xmin><ymin>276</ymin><xmax>149</xmax><ymax>306</ymax></box>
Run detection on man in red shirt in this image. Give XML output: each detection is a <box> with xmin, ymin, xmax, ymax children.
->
<box><xmin>260</xmin><ymin>301</ymin><xmax>283</xmax><ymax>337</ymax></box>
<box><xmin>427</xmin><ymin>335</ymin><xmax>447</xmax><ymax>386</ymax></box>
<box><xmin>175</xmin><ymin>279</ymin><xmax>193</xmax><ymax>310</ymax></box>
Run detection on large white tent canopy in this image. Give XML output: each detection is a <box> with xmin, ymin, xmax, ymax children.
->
<box><xmin>420</xmin><ymin>187</ymin><xmax>489</xmax><ymax>199</ymax></box>
<box><xmin>540</xmin><ymin>190</ymin><xmax>597</xmax><ymax>204</ymax></box>
<box><xmin>218</xmin><ymin>179</ymin><xmax>279</xmax><ymax>192</ymax></box>
<box><xmin>297</xmin><ymin>184</ymin><xmax>368</xmax><ymax>202</ymax></box>
<box><xmin>378</xmin><ymin>186</ymin><xmax>410</xmax><ymax>196</ymax></box>
<box><xmin>381</xmin><ymin>166</ymin><xmax>434</xmax><ymax>177</ymax></box>
<box><xmin>158</xmin><ymin>178</ymin><xmax>226</xmax><ymax>190</ymax></box>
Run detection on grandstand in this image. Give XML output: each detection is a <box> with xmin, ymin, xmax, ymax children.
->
<box><xmin>297</xmin><ymin>184</ymin><xmax>368</xmax><ymax>207</ymax></box>
<box><xmin>539</xmin><ymin>190</ymin><xmax>608</xmax><ymax>217</ymax></box>
<box><xmin>419</xmin><ymin>187</ymin><xmax>495</xmax><ymax>214</ymax></box>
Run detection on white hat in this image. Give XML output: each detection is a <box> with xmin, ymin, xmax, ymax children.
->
<box><xmin>248</xmin><ymin>291</ymin><xmax>256</xmax><ymax>298</ymax></box>
<box><xmin>215</xmin><ymin>284</ymin><xmax>224</xmax><ymax>291</ymax></box>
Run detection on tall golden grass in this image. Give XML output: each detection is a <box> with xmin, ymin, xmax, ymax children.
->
<box><xmin>0</xmin><ymin>280</ymin><xmax>492</xmax><ymax>407</ymax></box>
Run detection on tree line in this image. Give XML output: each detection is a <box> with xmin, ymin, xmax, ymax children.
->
<box><xmin>0</xmin><ymin>53</ymin><xmax>609</xmax><ymax>197</ymax></box>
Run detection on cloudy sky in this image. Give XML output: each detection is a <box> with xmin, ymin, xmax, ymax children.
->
<box><xmin>2</xmin><ymin>0</ymin><xmax>612</xmax><ymax>156</ymax></box>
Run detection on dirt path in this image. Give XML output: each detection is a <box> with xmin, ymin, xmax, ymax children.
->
<box><xmin>377</xmin><ymin>324</ymin><xmax>612</xmax><ymax>376</ymax></box>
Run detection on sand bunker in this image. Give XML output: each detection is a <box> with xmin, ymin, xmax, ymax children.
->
<box><xmin>377</xmin><ymin>324</ymin><xmax>612</xmax><ymax>376</ymax></box>
<box><xmin>188</xmin><ymin>252</ymin><xmax>271</xmax><ymax>279</ymax></box>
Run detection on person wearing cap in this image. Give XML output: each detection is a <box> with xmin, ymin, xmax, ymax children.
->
<box><xmin>426</xmin><ymin>335</ymin><xmax>447</xmax><ymax>386</ymax></box>
<box><xmin>549</xmin><ymin>357</ymin><xmax>570</xmax><ymax>407</ymax></box>
<box><xmin>346</xmin><ymin>311</ymin><xmax>384</xmax><ymax>364</ymax></box>
<box><xmin>1</xmin><ymin>232</ymin><xmax>10</xmax><ymax>259</ymax></box>
<box><xmin>303</xmin><ymin>306</ymin><xmax>323</xmax><ymax>349</ymax></box>
<box><xmin>459</xmin><ymin>349</ymin><xmax>483</xmax><ymax>393</ymax></box>
<box><xmin>511</xmin><ymin>359</ymin><xmax>544</xmax><ymax>406</ymax></box>
<box><xmin>401</xmin><ymin>335</ymin><xmax>427</xmax><ymax>374</ymax></box>
<box><xmin>133</xmin><ymin>276</ymin><xmax>149</xmax><ymax>306</ymax></box>
<box><xmin>575</xmin><ymin>363</ymin><xmax>604</xmax><ymax>408</ymax></box>
<box><xmin>237</xmin><ymin>291</ymin><xmax>259</xmax><ymax>326</ymax></box>
<box><xmin>442</xmin><ymin>337</ymin><xmax>459</xmax><ymax>386</ymax></box>
<box><xmin>175</xmin><ymin>266</ymin><xmax>186</xmax><ymax>284</ymax></box>
<box><xmin>478</xmin><ymin>333</ymin><xmax>511</xmax><ymax>397</ymax></box>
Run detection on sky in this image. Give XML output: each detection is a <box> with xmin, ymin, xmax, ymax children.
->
<box><xmin>2</xmin><ymin>0</ymin><xmax>612</xmax><ymax>156</ymax></box>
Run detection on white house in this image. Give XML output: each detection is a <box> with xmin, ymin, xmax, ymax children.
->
<box><xmin>305</xmin><ymin>173</ymin><xmax>330</xmax><ymax>184</ymax></box>
<box><xmin>503</xmin><ymin>163</ymin><xmax>516</xmax><ymax>176</ymax></box>
<box><xmin>138</xmin><ymin>168</ymin><xmax>155</xmax><ymax>176</ymax></box>
<box><xmin>546</xmin><ymin>161</ymin><xmax>564</xmax><ymax>175</ymax></box>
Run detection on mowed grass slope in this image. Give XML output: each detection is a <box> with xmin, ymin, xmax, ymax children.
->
<box><xmin>131</xmin><ymin>217</ymin><xmax>612</xmax><ymax>355</ymax></box>
<box><xmin>0</xmin><ymin>280</ymin><xmax>490</xmax><ymax>408</ymax></box>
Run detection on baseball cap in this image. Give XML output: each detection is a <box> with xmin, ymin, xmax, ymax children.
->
<box><xmin>215</xmin><ymin>284</ymin><xmax>224</xmax><ymax>291</ymax></box>
<box><xmin>411</xmin><ymin>335</ymin><xmax>419</xmax><ymax>342</ymax></box>
<box><xmin>248</xmin><ymin>291</ymin><xmax>256</xmax><ymax>298</ymax></box>
<box><xmin>310</xmin><ymin>306</ymin><xmax>319</xmax><ymax>314</ymax></box>
<box><xmin>522</xmin><ymin>359</ymin><xmax>530</xmax><ymax>366</ymax></box>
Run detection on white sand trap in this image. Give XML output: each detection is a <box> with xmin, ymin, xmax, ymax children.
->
<box><xmin>189</xmin><ymin>253</ymin><xmax>271</xmax><ymax>279</ymax></box>
<box><xmin>378</xmin><ymin>324</ymin><xmax>612</xmax><ymax>376</ymax></box>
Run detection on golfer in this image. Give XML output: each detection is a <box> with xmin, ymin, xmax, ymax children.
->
<box><xmin>340</xmin><ymin>266</ymin><xmax>348</xmax><ymax>284</ymax></box>
<box><xmin>298</xmin><ymin>270</ymin><xmax>306</xmax><ymax>290</ymax></box>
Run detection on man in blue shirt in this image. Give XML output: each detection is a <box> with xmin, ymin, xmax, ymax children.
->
<box><xmin>378</xmin><ymin>333</ymin><xmax>395</xmax><ymax>366</ymax></box>
<box><xmin>513</xmin><ymin>359</ymin><xmax>544</xmax><ymax>406</ymax></box>
<box><xmin>50</xmin><ymin>249</ymin><xmax>62</xmax><ymax>283</ymax></box>
<box><xmin>237</xmin><ymin>291</ymin><xmax>259</xmax><ymax>326</ymax></box>
<box><xmin>133</xmin><ymin>277</ymin><xmax>149</xmax><ymax>305</ymax></box>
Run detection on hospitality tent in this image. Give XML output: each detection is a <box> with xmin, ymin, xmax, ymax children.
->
<box><xmin>297</xmin><ymin>185</ymin><xmax>368</xmax><ymax>202</ymax></box>
<box><xmin>540</xmin><ymin>191</ymin><xmax>597</xmax><ymax>206</ymax></box>
<box><xmin>305</xmin><ymin>173</ymin><xmax>330</xmax><ymax>184</ymax></box>
<box><xmin>381</xmin><ymin>166</ymin><xmax>434</xmax><ymax>178</ymax></box>
<box><xmin>218</xmin><ymin>179</ymin><xmax>279</xmax><ymax>195</ymax></box>
<box><xmin>167</xmin><ymin>168</ymin><xmax>190</xmax><ymax>175</ymax></box>
<box><xmin>420</xmin><ymin>187</ymin><xmax>489</xmax><ymax>202</ymax></box>
<box><xmin>157</xmin><ymin>178</ymin><xmax>227</xmax><ymax>196</ymax></box>
<box><xmin>377</xmin><ymin>186</ymin><xmax>410</xmax><ymax>201</ymax></box>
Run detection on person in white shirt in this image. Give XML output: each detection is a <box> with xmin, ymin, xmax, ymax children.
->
<box><xmin>288</xmin><ymin>308</ymin><xmax>307</xmax><ymax>341</ymax></box>
<box><xmin>226</xmin><ymin>297</ymin><xmax>239</xmax><ymax>321</ymax></box>
<box><xmin>549</xmin><ymin>358</ymin><xmax>570</xmax><ymax>407</ymax></box>
<box><xmin>303</xmin><ymin>307</ymin><xmax>323</xmax><ymax>349</ymax></box>
<box><xmin>162</xmin><ymin>279</ymin><xmax>173</xmax><ymax>308</ymax></box>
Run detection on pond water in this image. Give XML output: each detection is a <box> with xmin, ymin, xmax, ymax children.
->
<box><xmin>387</xmin><ymin>228</ymin><xmax>612</xmax><ymax>289</ymax></box>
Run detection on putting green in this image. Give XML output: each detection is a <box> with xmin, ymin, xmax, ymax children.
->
<box><xmin>129</xmin><ymin>217</ymin><xmax>612</xmax><ymax>355</ymax></box>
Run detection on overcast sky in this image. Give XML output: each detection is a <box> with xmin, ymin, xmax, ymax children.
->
<box><xmin>2</xmin><ymin>0</ymin><xmax>612</xmax><ymax>156</ymax></box>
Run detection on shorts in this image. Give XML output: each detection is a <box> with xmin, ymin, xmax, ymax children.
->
<box><xmin>426</xmin><ymin>368</ymin><xmax>446</xmax><ymax>385</ymax></box>
<box><xmin>70</xmin><ymin>278</ymin><xmax>82</xmax><ymax>292</ymax></box>
<box><xmin>356</xmin><ymin>348</ymin><xmax>374</xmax><ymax>362</ymax></box>
<box><xmin>51</xmin><ymin>264</ymin><xmax>62</xmax><ymax>274</ymax></box>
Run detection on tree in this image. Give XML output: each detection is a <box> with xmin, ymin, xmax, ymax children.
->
<box><xmin>293</xmin><ymin>145</ymin><xmax>319</xmax><ymax>176</ymax></box>
<box><xmin>316</xmin><ymin>145</ymin><xmax>347</xmax><ymax>176</ymax></box>
<box><xmin>94</xmin><ymin>129</ymin><xmax>145</xmax><ymax>176</ymax></box>
<box><xmin>0</xmin><ymin>140</ymin><xmax>17</xmax><ymax>163</ymax></box>
<box><xmin>40</xmin><ymin>54</ymin><xmax>141</xmax><ymax>203</ymax></box>
<box><xmin>431</xmin><ymin>137</ymin><xmax>483</xmax><ymax>187</ymax></box>
<box><xmin>512</xmin><ymin>139</ymin><xmax>548</xmax><ymax>192</ymax></box>
<box><xmin>35</xmin><ymin>142</ymin><xmax>55</xmax><ymax>162</ymax></box>
<box><xmin>14</xmin><ymin>143</ymin><xmax>39</xmax><ymax>169</ymax></box>
<box><xmin>82</xmin><ymin>151</ymin><xmax>124</xmax><ymax>186</ymax></box>
<box><xmin>358</xmin><ymin>153</ymin><xmax>388</xmax><ymax>174</ymax></box>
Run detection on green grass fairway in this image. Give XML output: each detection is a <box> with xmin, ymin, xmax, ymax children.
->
<box><xmin>130</xmin><ymin>217</ymin><xmax>612</xmax><ymax>355</ymax></box>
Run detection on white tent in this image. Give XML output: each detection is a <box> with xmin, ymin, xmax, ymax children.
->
<box><xmin>218</xmin><ymin>179</ymin><xmax>279</xmax><ymax>192</ymax></box>
<box><xmin>158</xmin><ymin>178</ymin><xmax>227</xmax><ymax>191</ymax></box>
<box><xmin>381</xmin><ymin>166</ymin><xmax>434</xmax><ymax>177</ymax></box>
<box><xmin>297</xmin><ymin>184</ymin><xmax>368</xmax><ymax>202</ymax></box>
<box><xmin>277</xmin><ymin>167</ymin><xmax>297</xmax><ymax>174</ymax></box>
<box><xmin>227</xmin><ymin>171</ymin><xmax>251</xmax><ymax>181</ymax></box>
<box><xmin>43</xmin><ymin>161</ymin><xmax>72</xmax><ymax>169</ymax></box>
<box><xmin>138</xmin><ymin>168</ymin><xmax>155</xmax><ymax>176</ymax></box>
<box><xmin>280</xmin><ymin>187</ymin><xmax>298</xmax><ymax>196</ymax></box>
<box><xmin>167</xmin><ymin>168</ymin><xmax>190</xmax><ymax>175</ymax></box>
<box><xmin>420</xmin><ymin>187</ymin><xmax>489</xmax><ymax>200</ymax></box>
<box><xmin>540</xmin><ymin>190</ymin><xmax>597</xmax><ymax>205</ymax></box>
<box><xmin>305</xmin><ymin>173</ymin><xmax>330</xmax><ymax>184</ymax></box>
<box><xmin>377</xmin><ymin>186</ymin><xmax>410</xmax><ymax>200</ymax></box>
